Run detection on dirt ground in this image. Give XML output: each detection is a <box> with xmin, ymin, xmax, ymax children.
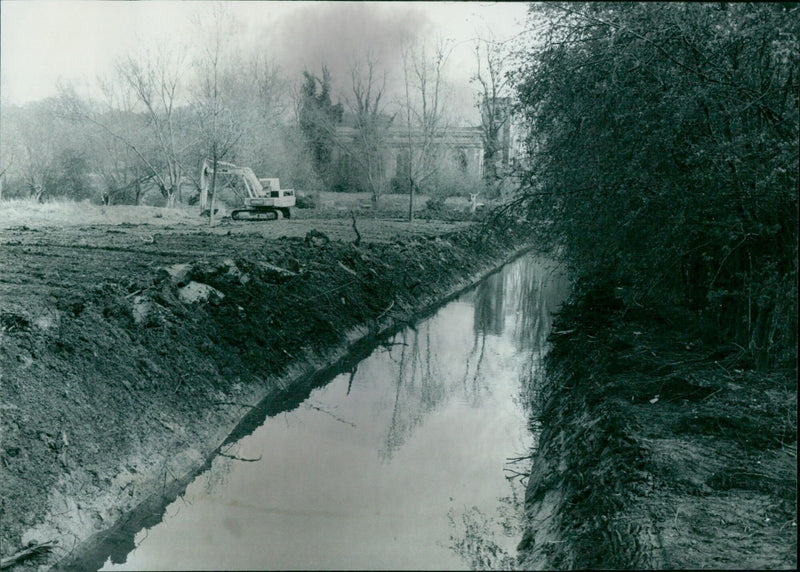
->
<box><xmin>0</xmin><ymin>200</ymin><xmax>528</xmax><ymax>569</ymax></box>
<box><xmin>517</xmin><ymin>284</ymin><xmax>797</xmax><ymax>570</ymax></box>
<box><xmin>3</xmin><ymin>200</ymin><xmax>794</xmax><ymax>570</ymax></box>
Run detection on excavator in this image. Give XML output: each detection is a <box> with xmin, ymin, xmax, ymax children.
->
<box><xmin>199</xmin><ymin>159</ymin><xmax>296</xmax><ymax>220</ymax></box>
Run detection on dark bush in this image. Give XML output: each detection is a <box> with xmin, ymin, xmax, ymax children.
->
<box><xmin>295</xmin><ymin>193</ymin><xmax>317</xmax><ymax>209</ymax></box>
<box><xmin>512</xmin><ymin>2</ymin><xmax>798</xmax><ymax>367</ymax></box>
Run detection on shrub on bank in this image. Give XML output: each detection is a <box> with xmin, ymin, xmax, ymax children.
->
<box><xmin>512</xmin><ymin>3</ymin><xmax>798</xmax><ymax>368</ymax></box>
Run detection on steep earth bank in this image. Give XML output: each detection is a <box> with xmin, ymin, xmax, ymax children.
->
<box><xmin>517</xmin><ymin>283</ymin><xmax>797</xmax><ymax>569</ymax></box>
<box><xmin>0</xmin><ymin>216</ymin><xmax>529</xmax><ymax>570</ymax></box>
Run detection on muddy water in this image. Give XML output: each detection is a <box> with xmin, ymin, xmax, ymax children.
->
<box><xmin>100</xmin><ymin>254</ymin><xmax>568</xmax><ymax>571</ymax></box>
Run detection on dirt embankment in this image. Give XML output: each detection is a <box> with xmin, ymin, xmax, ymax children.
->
<box><xmin>0</xmin><ymin>213</ymin><xmax>529</xmax><ymax>570</ymax></box>
<box><xmin>517</xmin><ymin>284</ymin><xmax>797</xmax><ymax>569</ymax></box>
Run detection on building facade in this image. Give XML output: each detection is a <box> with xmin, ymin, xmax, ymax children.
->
<box><xmin>333</xmin><ymin>125</ymin><xmax>485</xmax><ymax>180</ymax></box>
<box><xmin>331</xmin><ymin>98</ymin><xmax>520</xmax><ymax>194</ymax></box>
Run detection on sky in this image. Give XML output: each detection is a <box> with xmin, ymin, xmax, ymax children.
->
<box><xmin>0</xmin><ymin>1</ymin><xmax>531</xmax><ymax>121</ymax></box>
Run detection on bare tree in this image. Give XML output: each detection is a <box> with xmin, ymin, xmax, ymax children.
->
<box><xmin>248</xmin><ymin>54</ymin><xmax>289</xmax><ymax>128</ymax></box>
<box><xmin>114</xmin><ymin>47</ymin><xmax>187</xmax><ymax>207</ymax></box>
<box><xmin>57</xmin><ymin>44</ymin><xmax>189</xmax><ymax>207</ymax></box>
<box><xmin>0</xmin><ymin>167</ymin><xmax>7</xmax><ymax>202</ymax></box>
<box><xmin>1</xmin><ymin>98</ymin><xmax>97</xmax><ymax>203</ymax></box>
<box><xmin>15</xmin><ymin>101</ymin><xmax>58</xmax><ymax>202</ymax></box>
<box><xmin>473</xmin><ymin>35</ymin><xmax>512</xmax><ymax>198</ymax></box>
<box><xmin>341</xmin><ymin>52</ymin><xmax>394</xmax><ymax>205</ymax></box>
<box><xmin>400</xmin><ymin>39</ymin><xmax>454</xmax><ymax>222</ymax></box>
<box><xmin>91</xmin><ymin>74</ymin><xmax>154</xmax><ymax>205</ymax></box>
<box><xmin>193</xmin><ymin>2</ymin><xmax>243</xmax><ymax>226</ymax></box>
<box><xmin>0</xmin><ymin>73</ymin><xmax>14</xmax><ymax>202</ymax></box>
<box><xmin>0</xmin><ymin>132</ymin><xmax>13</xmax><ymax>203</ymax></box>
<box><xmin>222</xmin><ymin>52</ymin><xmax>290</xmax><ymax>176</ymax></box>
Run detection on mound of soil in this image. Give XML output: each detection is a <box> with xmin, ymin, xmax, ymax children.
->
<box><xmin>0</xmin><ymin>216</ymin><xmax>530</xmax><ymax>569</ymax></box>
<box><xmin>518</xmin><ymin>284</ymin><xmax>797</xmax><ymax>569</ymax></box>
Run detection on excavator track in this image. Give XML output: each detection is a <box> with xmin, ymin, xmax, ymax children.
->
<box><xmin>231</xmin><ymin>208</ymin><xmax>279</xmax><ymax>221</ymax></box>
<box><xmin>230</xmin><ymin>208</ymin><xmax>291</xmax><ymax>221</ymax></box>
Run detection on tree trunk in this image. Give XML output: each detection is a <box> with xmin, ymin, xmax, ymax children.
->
<box><xmin>176</xmin><ymin>168</ymin><xmax>183</xmax><ymax>205</ymax></box>
<box><xmin>209</xmin><ymin>153</ymin><xmax>218</xmax><ymax>227</ymax></box>
<box><xmin>32</xmin><ymin>184</ymin><xmax>45</xmax><ymax>203</ymax></box>
<box><xmin>407</xmin><ymin>175</ymin><xmax>415</xmax><ymax>222</ymax></box>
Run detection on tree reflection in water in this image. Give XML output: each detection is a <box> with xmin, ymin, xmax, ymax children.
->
<box><xmin>505</xmin><ymin>256</ymin><xmax>567</xmax><ymax>352</ymax></box>
<box><xmin>381</xmin><ymin>323</ymin><xmax>448</xmax><ymax>460</ymax></box>
<box><xmin>506</xmin><ymin>257</ymin><xmax>569</xmax><ymax>423</ymax></box>
<box><xmin>380</xmin><ymin>256</ymin><xmax>568</xmax><ymax>464</ymax></box>
<box><xmin>448</xmin><ymin>257</ymin><xmax>569</xmax><ymax>569</ymax></box>
<box><xmin>462</xmin><ymin>271</ymin><xmax>505</xmax><ymax>407</ymax></box>
<box><xmin>474</xmin><ymin>271</ymin><xmax>506</xmax><ymax>336</ymax></box>
<box><xmin>445</xmin><ymin>483</ymin><xmax>526</xmax><ymax>571</ymax></box>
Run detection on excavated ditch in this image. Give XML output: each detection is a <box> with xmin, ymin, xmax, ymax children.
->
<box><xmin>1</xmin><ymin>220</ymin><xmax>536</xmax><ymax>570</ymax></box>
<box><xmin>67</xmin><ymin>253</ymin><xmax>569</xmax><ymax>570</ymax></box>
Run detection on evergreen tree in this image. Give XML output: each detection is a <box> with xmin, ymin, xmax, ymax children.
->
<box><xmin>298</xmin><ymin>66</ymin><xmax>344</xmax><ymax>190</ymax></box>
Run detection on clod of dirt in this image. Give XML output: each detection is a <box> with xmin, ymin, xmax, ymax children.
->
<box><xmin>188</xmin><ymin>260</ymin><xmax>228</xmax><ymax>282</ymax></box>
<box><xmin>221</xmin><ymin>259</ymin><xmax>250</xmax><ymax>285</ymax></box>
<box><xmin>131</xmin><ymin>296</ymin><xmax>152</xmax><ymax>326</ymax></box>
<box><xmin>177</xmin><ymin>281</ymin><xmax>224</xmax><ymax>304</ymax></box>
<box><xmin>252</xmin><ymin>261</ymin><xmax>297</xmax><ymax>283</ymax></box>
<box><xmin>305</xmin><ymin>229</ymin><xmax>330</xmax><ymax>247</ymax></box>
<box><xmin>159</xmin><ymin>263</ymin><xmax>193</xmax><ymax>287</ymax></box>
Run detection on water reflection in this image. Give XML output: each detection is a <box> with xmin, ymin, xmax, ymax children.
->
<box><xmin>448</xmin><ymin>257</ymin><xmax>568</xmax><ymax>570</ymax></box>
<box><xmin>381</xmin><ymin>325</ymin><xmax>448</xmax><ymax>460</ymax></box>
<box><xmin>446</xmin><ymin>484</ymin><xmax>525</xmax><ymax>571</ymax></box>
<box><xmin>464</xmin><ymin>256</ymin><xmax>565</xmax><ymax>349</ymax></box>
<box><xmin>376</xmin><ymin>256</ymin><xmax>569</xmax><ymax>466</ymax></box>
<box><xmin>99</xmin><ymin>253</ymin><xmax>569</xmax><ymax>571</ymax></box>
<box><xmin>474</xmin><ymin>271</ymin><xmax>506</xmax><ymax>336</ymax></box>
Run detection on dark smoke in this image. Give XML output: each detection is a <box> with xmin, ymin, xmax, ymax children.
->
<box><xmin>267</xmin><ymin>2</ymin><xmax>434</xmax><ymax>102</ymax></box>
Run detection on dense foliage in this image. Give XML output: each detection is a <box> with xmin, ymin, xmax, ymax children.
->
<box><xmin>512</xmin><ymin>2</ymin><xmax>798</xmax><ymax>367</ymax></box>
<box><xmin>298</xmin><ymin>67</ymin><xmax>344</xmax><ymax>191</ymax></box>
